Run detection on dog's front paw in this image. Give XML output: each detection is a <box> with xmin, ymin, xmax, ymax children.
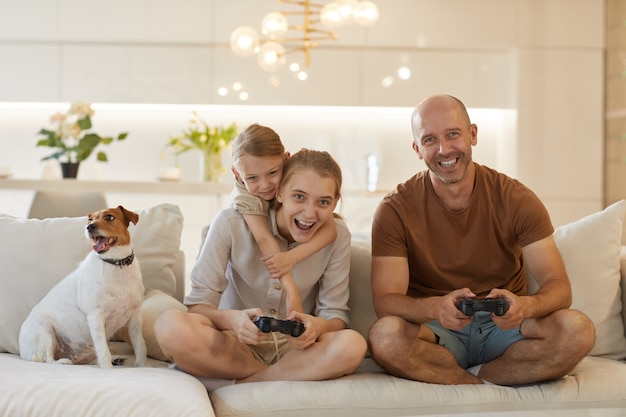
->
<box><xmin>96</xmin><ymin>353</ymin><xmax>114</xmax><ymax>368</ymax></box>
<box><xmin>134</xmin><ymin>357</ymin><xmax>149</xmax><ymax>367</ymax></box>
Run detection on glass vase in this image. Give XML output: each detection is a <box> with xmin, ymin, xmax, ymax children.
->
<box><xmin>202</xmin><ymin>151</ymin><xmax>223</xmax><ymax>182</ymax></box>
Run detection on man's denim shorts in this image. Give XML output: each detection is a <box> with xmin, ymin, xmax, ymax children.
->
<box><xmin>425</xmin><ymin>311</ymin><xmax>524</xmax><ymax>369</ymax></box>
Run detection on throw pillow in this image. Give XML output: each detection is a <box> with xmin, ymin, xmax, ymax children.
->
<box><xmin>527</xmin><ymin>200</ymin><xmax>626</xmax><ymax>359</ymax></box>
<box><xmin>0</xmin><ymin>203</ymin><xmax>183</xmax><ymax>355</ymax></box>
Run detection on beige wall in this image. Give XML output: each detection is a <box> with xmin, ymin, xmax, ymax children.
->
<box><xmin>0</xmin><ymin>0</ymin><xmax>607</xmax><ymax>229</ymax></box>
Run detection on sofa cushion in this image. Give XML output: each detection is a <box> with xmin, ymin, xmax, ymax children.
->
<box><xmin>527</xmin><ymin>199</ymin><xmax>626</xmax><ymax>359</ymax></box>
<box><xmin>209</xmin><ymin>356</ymin><xmax>626</xmax><ymax>416</ymax></box>
<box><xmin>0</xmin><ymin>353</ymin><xmax>215</xmax><ymax>417</ymax></box>
<box><xmin>348</xmin><ymin>240</ymin><xmax>376</xmax><ymax>343</ymax></box>
<box><xmin>0</xmin><ymin>203</ymin><xmax>184</xmax><ymax>355</ymax></box>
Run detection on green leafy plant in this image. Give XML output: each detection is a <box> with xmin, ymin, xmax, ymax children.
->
<box><xmin>36</xmin><ymin>100</ymin><xmax>128</xmax><ymax>163</ymax></box>
<box><xmin>164</xmin><ymin>111</ymin><xmax>238</xmax><ymax>156</ymax></box>
<box><xmin>163</xmin><ymin>112</ymin><xmax>238</xmax><ymax>181</ymax></box>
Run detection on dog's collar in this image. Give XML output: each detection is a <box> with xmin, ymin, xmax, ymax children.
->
<box><xmin>101</xmin><ymin>252</ymin><xmax>135</xmax><ymax>268</ymax></box>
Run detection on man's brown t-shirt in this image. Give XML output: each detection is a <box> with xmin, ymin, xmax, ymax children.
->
<box><xmin>372</xmin><ymin>163</ymin><xmax>553</xmax><ymax>298</ymax></box>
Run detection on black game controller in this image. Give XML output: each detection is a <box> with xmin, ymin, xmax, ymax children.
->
<box><xmin>457</xmin><ymin>298</ymin><xmax>509</xmax><ymax>316</ymax></box>
<box><xmin>253</xmin><ymin>316</ymin><xmax>305</xmax><ymax>337</ymax></box>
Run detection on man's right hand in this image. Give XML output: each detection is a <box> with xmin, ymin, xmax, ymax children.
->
<box><xmin>437</xmin><ymin>288</ymin><xmax>476</xmax><ymax>330</ymax></box>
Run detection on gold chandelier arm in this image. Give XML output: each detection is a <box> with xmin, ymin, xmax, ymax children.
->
<box><xmin>286</xmin><ymin>26</ymin><xmax>337</xmax><ymax>38</ymax></box>
<box><xmin>264</xmin><ymin>34</ymin><xmax>335</xmax><ymax>44</ymax></box>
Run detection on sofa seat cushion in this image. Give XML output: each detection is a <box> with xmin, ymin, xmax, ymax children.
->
<box><xmin>209</xmin><ymin>357</ymin><xmax>626</xmax><ymax>417</ymax></box>
<box><xmin>0</xmin><ymin>352</ymin><xmax>214</xmax><ymax>417</ymax></box>
<box><xmin>0</xmin><ymin>203</ymin><xmax>184</xmax><ymax>355</ymax></box>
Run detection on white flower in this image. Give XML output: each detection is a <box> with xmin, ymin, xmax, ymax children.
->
<box><xmin>61</xmin><ymin>122</ymin><xmax>81</xmax><ymax>140</ymax></box>
<box><xmin>50</xmin><ymin>112</ymin><xmax>66</xmax><ymax>124</ymax></box>
<box><xmin>69</xmin><ymin>100</ymin><xmax>94</xmax><ymax>119</ymax></box>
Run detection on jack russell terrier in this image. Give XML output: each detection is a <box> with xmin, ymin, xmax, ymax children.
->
<box><xmin>19</xmin><ymin>206</ymin><xmax>147</xmax><ymax>368</ymax></box>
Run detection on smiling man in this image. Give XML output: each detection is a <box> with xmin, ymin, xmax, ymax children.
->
<box><xmin>367</xmin><ymin>95</ymin><xmax>595</xmax><ymax>386</ymax></box>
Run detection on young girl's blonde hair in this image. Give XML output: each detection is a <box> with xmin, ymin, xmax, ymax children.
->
<box><xmin>231</xmin><ymin>123</ymin><xmax>285</xmax><ymax>169</ymax></box>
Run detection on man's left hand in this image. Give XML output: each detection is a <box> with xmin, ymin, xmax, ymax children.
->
<box><xmin>486</xmin><ymin>288</ymin><xmax>524</xmax><ymax>330</ymax></box>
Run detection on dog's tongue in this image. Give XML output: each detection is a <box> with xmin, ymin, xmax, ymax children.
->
<box><xmin>93</xmin><ymin>237</ymin><xmax>111</xmax><ymax>253</ymax></box>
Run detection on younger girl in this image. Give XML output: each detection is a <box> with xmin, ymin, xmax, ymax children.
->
<box><xmin>229</xmin><ymin>124</ymin><xmax>336</xmax><ymax>314</ymax></box>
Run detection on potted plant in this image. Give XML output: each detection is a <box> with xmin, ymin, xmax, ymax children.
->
<box><xmin>36</xmin><ymin>100</ymin><xmax>128</xmax><ymax>178</ymax></box>
<box><xmin>163</xmin><ymin>112</ymin><xmax>238</xmax><ymax>182</ymax></box>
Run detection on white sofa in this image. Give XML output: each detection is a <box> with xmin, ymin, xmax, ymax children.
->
<box><xmin>1</xmin><ymin>201</ymin><xmax>626</xmax><ymax>417</ymax></box>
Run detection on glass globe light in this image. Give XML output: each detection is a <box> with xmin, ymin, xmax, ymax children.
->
<box><xmin>262</xmin><ymin>12</ymin><xmax>288</xmax><ymax>38</ymax></box>
<box><xmin>320</xmin><ymin>2</ymin><xmax>344</xmax><ymax>27</ymax></box>
<box><xmin>381</xmin><ymin>76</ymin><xmax>394</xmax><ymax>88</ymax></box>
<box><xmin>397</xmin><ymin>66</ymin><xmax>411</xmax><ymax>80</ymax></box>
<box><xmin>257</xmin><ymin>41</ymin><xmax>286</xmax><ymax>72</ymax></box>
<box><xmin>353</xmin><ymin>1</ymin><xmax>379</xmax><ymax>26</ymax></box>
<box><xmin>230</xmin><ymin>26</ymin><xmax>260</xmax><ymax>57</ymax></box>
<box><xmin>336</xmin><ymin>0</ymin><xmax>358</xmax><ymax>21</ymax></box>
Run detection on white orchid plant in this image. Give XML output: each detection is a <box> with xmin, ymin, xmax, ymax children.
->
<box><xmin>36</xmin><ymin>100</ymin><xmax>128</xmax><ymax>163</ymax></box>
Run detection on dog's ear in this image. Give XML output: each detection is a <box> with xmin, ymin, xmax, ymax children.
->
<box><xmin>118</xmin><ymin>206</ymin><xmax>139</xmax><ymax>226</ymax></box>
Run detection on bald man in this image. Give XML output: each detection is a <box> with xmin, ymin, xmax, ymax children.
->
<box><xmin>368</xmin><ymin>95</ymin><xmax>595</xmax><ymax>386</ymax></box>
